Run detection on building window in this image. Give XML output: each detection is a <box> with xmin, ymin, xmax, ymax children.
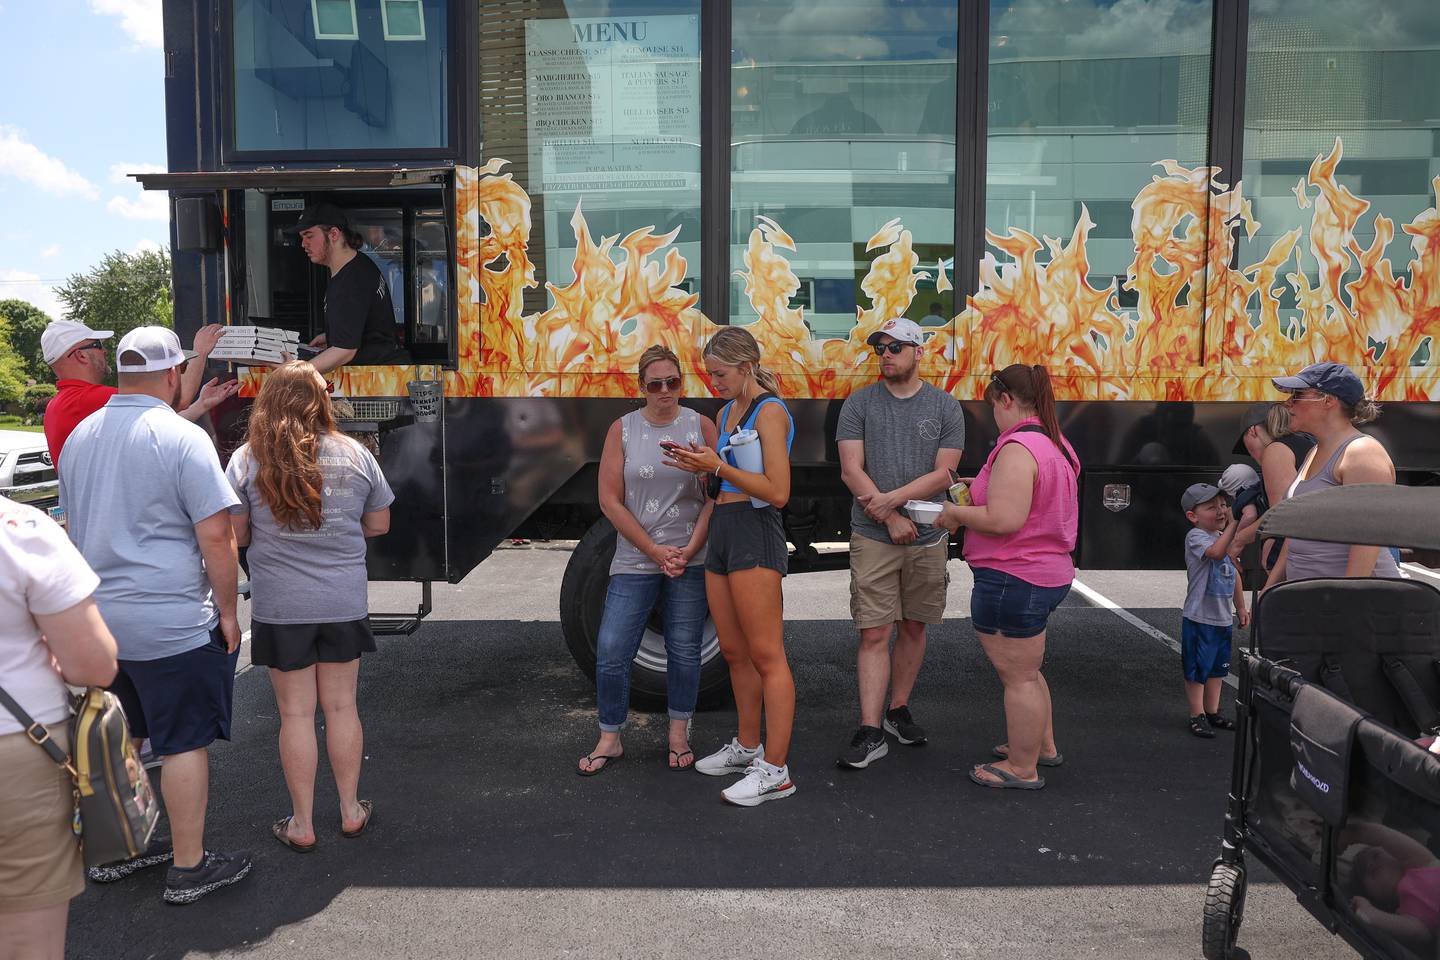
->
<box><xmin>730</xmin><ymin>1</ymin><xmax>959</xmax><ymax>338</ymax></box>
<box><xmin>381</xmin><ymin>0</ymin><xmax>425</xmax><ymax>41</ymax></box>
<box><xmin>1240</xmin><ymin>1</ymin><xmax>1440</xmax><ymax>375</ymax></box>
<box><xmin>312</xmin><ymin>0</ymin><xmax>358</xmax><ymax>40</ymax></box>
<box><xmin>233</xmin><ymin>0</ymin><xmax>449</xmax><ymax>153</ymax></box>
<box><xmin>477</xmin><ymin>2</ymin><xmax>702</xmax><ymax>318</ymax></box>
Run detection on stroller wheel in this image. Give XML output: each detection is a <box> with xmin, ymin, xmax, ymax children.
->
<box><xmin>1202</xmin><ymin>860</ymin><xmax>1249</xmax><ymax>960</ymax></box>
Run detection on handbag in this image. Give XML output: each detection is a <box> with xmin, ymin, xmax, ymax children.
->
<box><xmin>0</xmin><ymin>683</ymin><xmax>159</xmax><ymax>867</ymax></box>
<box><xmin>708</xmin><ymin>392</ymin><xmax>776</xmax><ymax>499</ymax></box>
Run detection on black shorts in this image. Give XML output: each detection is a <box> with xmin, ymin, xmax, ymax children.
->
<box><xmin>251</xmin><ymin>618</ymin><xmax>376</xmax><ymax>672</ymax></box>
<box><xmin>705</xmin><ymin>502</ymin><xmax>787</xmax><ymax>576</ymax></box>
<box><xmin>109</xmin><ymin>626</ymin><xmax>239</xmax><ymax>758</ymax></box>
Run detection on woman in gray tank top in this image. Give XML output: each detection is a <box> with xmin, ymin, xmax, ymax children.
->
<box><xmin>1263</xmin><ymin>362</ymin><xmax>1401</xmax><ymax>585</ymax></box>
<box><xmin>577</xmin><ymin>346</ymin><xmax>716</xmax><ymax>776</ymax></box>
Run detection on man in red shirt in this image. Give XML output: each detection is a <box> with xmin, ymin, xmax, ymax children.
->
<box><xmin>42</xmin><ymin>320</ymin><xmax>237</xmax><ymax>467</ymax></box>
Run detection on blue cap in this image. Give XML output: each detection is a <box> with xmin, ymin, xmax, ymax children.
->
<box><xmin>1272</xmin><ymin>362</ymin><xmax>1365</xmax><ymax>407</ymax></box>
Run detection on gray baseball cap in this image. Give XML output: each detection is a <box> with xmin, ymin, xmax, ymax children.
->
<box><xmin>1181</xmin><ymin>482</ymin><xmax>1223</xmax><ymax>512</ymax></box>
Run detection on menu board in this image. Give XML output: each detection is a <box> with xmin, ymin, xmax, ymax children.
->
<box><xmin>524</xmin><ymin>15</ymin><xmax>700</xmax><ymax>195</ymax></box>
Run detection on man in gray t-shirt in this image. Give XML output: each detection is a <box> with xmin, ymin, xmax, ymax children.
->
<box><xmin>834</xmin><ymin>317</ymin><xmax>964</xmax><ymax>769</ymax></box>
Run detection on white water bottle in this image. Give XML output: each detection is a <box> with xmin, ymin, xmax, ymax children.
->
<box><xmin>720</xmin><ymin>428</ymin><xmax>767</xmax><ymax>508</ymax></box>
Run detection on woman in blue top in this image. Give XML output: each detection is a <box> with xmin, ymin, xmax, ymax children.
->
<box><xmin>665</xmin><ymin>327</ymin><xmax>796</xmax><ymax>807</ymax></box>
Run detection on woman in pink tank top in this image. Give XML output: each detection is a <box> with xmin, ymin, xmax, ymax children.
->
<box><xmin>937</xmin><ymin>365</ymin><xmax>1079</xmax><ymax>790</ymax></box>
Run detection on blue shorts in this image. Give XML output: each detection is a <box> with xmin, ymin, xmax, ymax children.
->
<box><xmin>108</xmin><ymin>626</ymin><xmax>241</xmax><ymax>758</ymax></box>
<box><xmin>969</xmin><ymin>566</ymin><xmax>1071</xmax><ymax>639</ymax></box>
<box><xmin>1181</xmin><ymin>618</ymin><xmax>1233</xmax><ymax>683</ymax></box>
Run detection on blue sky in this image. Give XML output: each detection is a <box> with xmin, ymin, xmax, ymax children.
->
<box><xmin>0</xmin><ymin>1</ymin><xmax>169</xmax><ymax>319</ymax></box>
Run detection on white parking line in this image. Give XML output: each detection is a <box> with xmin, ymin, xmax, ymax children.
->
<box><xmin>236</xmin><ymin>630</ymin><xmax>252</xmax><ymax>675</ymax></box>
<box><xmin>1070</xmin><ymin>577</ymin><xmax>1237</xmax><ymax>688</ymax></box>
<box><xmin>1403</xmin><ymin>563</ymin><xmax>1440</xmax><ymax>586</ymax></box>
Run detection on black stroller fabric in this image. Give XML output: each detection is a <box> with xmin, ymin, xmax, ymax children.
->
<box><xmin>1257</xmin><ymin>579</ymin><xmax>1440</xmax><ymax>737</ymax></box>
<box><xmin>1290</xmin><ymin>684</ymin><xmax>1366</xmax><ymax>827</ymax></box>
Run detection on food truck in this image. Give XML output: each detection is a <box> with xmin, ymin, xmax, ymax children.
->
<box><xmin>137</xmin><ymin>0</ymin><xmax>1440</xmax><ymax>700</ymax></box>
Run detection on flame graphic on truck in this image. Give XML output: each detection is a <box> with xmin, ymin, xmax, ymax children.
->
<box><xmin>259</xmin><ymin>138</ymin><xmax>1440</xmax><ymax>402</ymax></box>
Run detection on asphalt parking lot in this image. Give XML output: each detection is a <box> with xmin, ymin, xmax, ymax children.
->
<box><xmin>65</xmin><ymin>547</ymin><xmax>1365</xmax><ymax>960</ymax></box>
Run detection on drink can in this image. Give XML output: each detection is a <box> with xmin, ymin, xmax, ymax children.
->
<box><xmin>948</xmin><ymin>480</ymin><xmax>971</xmax><ymax>506</ymax></box>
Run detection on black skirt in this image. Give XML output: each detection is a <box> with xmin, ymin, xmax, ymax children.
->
<box><xmin>250</xmin><ymin>618</ymin><xmax>377</xmax><ymax>672</ymax></box>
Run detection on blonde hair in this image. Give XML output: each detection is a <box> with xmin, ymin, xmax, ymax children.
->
<box><xmin>1346</xmin><ymin>397</ymin><xmax>1381</xmax><ymax>426</ymax></box>
<box><xmin>702</xmin><ymin>327</ymin><xmax>779</xmax><ymax>394</ymax></box>
<box><xmin>637</xmin><ymin>344</ymin><xmax>681</xmax><ymax>382</ymax></box>
<box><xmin>1264</xmin><ymin>403</ymin><xmax>1291</xmax><ymax>439</ymax></box>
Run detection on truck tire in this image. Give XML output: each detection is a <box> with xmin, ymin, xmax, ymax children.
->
<box><xmin>560</xmin><ymin>519</ymin><xmax>730</xmax><ymax>708</ymax></box>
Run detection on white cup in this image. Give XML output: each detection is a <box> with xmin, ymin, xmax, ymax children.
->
<box><xmin>719</xmin><ymin>429</ymin><xmax>767</xmax><ymax>508</ymax></box>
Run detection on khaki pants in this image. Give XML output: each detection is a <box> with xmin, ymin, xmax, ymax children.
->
<box><xmin>0</xmin><ymin>726</ymin><xmax>82</xmax><ymax>913</ymax></box>
<box><xmin>849</xmin><ymin>534</ymin><xmax>950</xmax><ymax>629</ymax></box>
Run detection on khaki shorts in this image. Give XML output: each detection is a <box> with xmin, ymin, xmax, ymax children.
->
<box><xmin>0</xmin><ymin>725</ymin><xmax>83</xmax><ymax>913</ymax></box>
<box><xmin>849</xmin><ymin>533</ymin><xmax>950</xmax><ymax>629</ymax></box>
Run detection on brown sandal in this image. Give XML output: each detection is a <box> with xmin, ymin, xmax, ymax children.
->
<box><xmin>272</xmin><ymin>817</ymin><xmax>317</xmax><ymax>853</ymax></box>
<box><xmin>341</xmin><ymin>800</ymin><xmax>373</xmax><ymax>838</ymax></box>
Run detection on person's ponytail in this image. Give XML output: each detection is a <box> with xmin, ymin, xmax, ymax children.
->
<box><xmin>753</xmin><ymin>363</ymin><xmax>780</xmax><ymax>395</ymax></box>
<box><xmin>1029</xmin><ymin>365</ymin><xmax>1064</xmax><ymax>452</ymax></box>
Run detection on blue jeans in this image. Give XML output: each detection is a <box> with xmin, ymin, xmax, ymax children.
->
<box><xmin>595</xmin><ymin>566</ymin><xmax>707</xmax><ymax>731</ymax></box>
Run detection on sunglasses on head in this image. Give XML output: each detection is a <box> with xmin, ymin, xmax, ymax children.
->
<box><xmin>873</xmin><ymin>341</ymin><xmax>912</xmax><ymax>356</ymax></box>
<box><xmin>989</xmin><ymin>371</ymin><xmax>1009</xmax><ymax>393</ymax></box>
<box><xmin>644</xmin><ymin>376</ymin><xmax>682</xmax><ymax>394</ymax></box>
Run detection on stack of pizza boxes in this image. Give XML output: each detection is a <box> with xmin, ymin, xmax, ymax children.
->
<box><xmin>209</xmin><ymin>326</ymin><xmax>302</xmax><ymax>365</ymax></box>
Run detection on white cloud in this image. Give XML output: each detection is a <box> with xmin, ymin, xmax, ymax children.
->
<box><xmin>0</xmin><ymin>270</ymin><xmax>66</xmax><ymax>320</ymax></box>
<box><xmin>39</xmin><ymin>244</ymin><xmax>60</xmax><ymax>258</ymax></box>
<box><xmin>107</xmin><ymin>191</ymin><xmax>170</xmax><ymax>221</ymax></box>
<box><xmin>0</xmin><ymin>127</ymin><xmax>99</xmax><ymax>199</ymax></box>
<box><xmin>130</xmin><ymin>238</ymin><xmax>164</xmax><ymax>255</ymax></box>
<box><xmin>90</xmin><ymin>0</ymin><xmax>163</xmax><ymax>49</ymax></box>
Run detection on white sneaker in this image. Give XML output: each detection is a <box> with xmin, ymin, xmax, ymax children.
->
<box><xmin>694</xmin><ymin>738</ymin><xmax>763</xmax><ymax>777</ymax></box>
<box><xmin>721</xmin><ymin>760</ymin><xmax>796</xmax><ymax>807</ymax></box>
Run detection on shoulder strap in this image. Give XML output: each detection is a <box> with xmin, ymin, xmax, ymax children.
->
<box><xmin>0</xmin><ymin>684</ymin><xmax>72</xmax><ymax>767</ymax></box>
<box><xmin>1014</xmin><ymin>424</ymin><xmax>1078</xmax><ymax>473</ymax></box>
<box><xmin>741</xmin><ymin>392</ymin><xmax>779</xmax><ymax>430</ymax></box>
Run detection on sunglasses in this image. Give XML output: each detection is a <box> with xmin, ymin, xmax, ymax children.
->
<box><xmin>70</xmin><ymin>341</ymin><xmax>105</xmax><ymax>356</ymax></box>
<box><xmin>1283</xmin><ymin>390</ymin><xmax>1328</xmax><ymax>404</ymax></box>
<box><xmin>989</xmin><ymin>371</ymin><xmax>1009</xmax><ymax>393</ymax></box>
<box><xmin>873</xmin><ymin>341</ymin><xmax>912</xmax><ymax>356</ymax></box>
<box><xmin>644</xmin><ymin>376</ymin><xmax>682</xmax><ymax>394</ymax></box>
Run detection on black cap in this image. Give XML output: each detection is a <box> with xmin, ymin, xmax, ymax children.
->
<box><xmin>1233</xmin><ymin>402</ymin><xmax>1274</xmax><ymax>456</ymax></box>
<box><xmin>292</xmin><ymin>202</ymin><xmax>351</xmax><ymax>234</ymax></box>
<box><xmin>1272</xmin><ymin>362</ymin><xmax>1365</xmax><ymax>407</ymax></box>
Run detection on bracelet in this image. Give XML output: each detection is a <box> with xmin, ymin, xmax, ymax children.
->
<box><xmin>713</xmin><ymin>463</ymin><xmax>723</xmax><ymax>477</ymax></box>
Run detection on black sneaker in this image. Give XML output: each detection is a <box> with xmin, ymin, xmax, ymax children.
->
<box><xmin>883</xmin><ymin>705</ymin><xmax>928</xmax><ymax>746</ymax></box>
<box><xmin>1189</xmin><ymin>714</ymin><xmax>1216</xmax><ymax>739</ymax></box>
<box><xmin>86</xmin><ymin>845</ymin><xmax>174</xmax><ymax>884</ymax></box>
<box><xmin>1206</xmin><ymin>712</ymin><xmax>1236</xmax><ymax>731</ymax></box>
<box><xmin>162</xmin><ymin>849</ymin><xmax>253</xmax><ymax>905</ymax></box>
<box><xmin>837</xmin><ymin>726</ymin><xmax>889</xmax><ymax>769</ymax></box>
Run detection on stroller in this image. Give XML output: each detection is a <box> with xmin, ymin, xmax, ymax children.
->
<box><xmin>1203</xmin><ymin>484</ymin><xmax>1440</xmax><ymax>960</ymax></box>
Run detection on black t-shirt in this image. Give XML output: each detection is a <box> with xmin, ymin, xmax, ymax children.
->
<box><xmin>324</xmin><ymin>253</ymin><xmax>407</xmax><ymax>366</ymax></box>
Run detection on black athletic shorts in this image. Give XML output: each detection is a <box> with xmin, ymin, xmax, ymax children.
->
<box><xmin>705</xmin><ymin>502</ymin><xmax>787</xmax><ymax>576</ymax></box>
<box><xmin>109</xmin><ymin>625</ymin><xmax>239</xmax><ymax>757</ymax></box>
<box><xmin>250</xmin><ymin>618</ymin><xmax>377</xmax><ymax>672</ymax></box>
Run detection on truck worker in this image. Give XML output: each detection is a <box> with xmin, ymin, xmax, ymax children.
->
<box><xmin>294</xmin><ymin>203</ymin><xmax>409</xmax><ymax>374</ymax></box>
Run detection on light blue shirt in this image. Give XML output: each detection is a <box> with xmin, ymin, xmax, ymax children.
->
<box><xmin>59</xmin><ymin>394</ymin><xmax>240</xmax><ymax>661</ymax></box>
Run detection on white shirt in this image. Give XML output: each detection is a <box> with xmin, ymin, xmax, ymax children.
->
<box><xmin>0</xmin><ymin>496</ymin><xmax>99</xmax><ymax>736</ymax></box>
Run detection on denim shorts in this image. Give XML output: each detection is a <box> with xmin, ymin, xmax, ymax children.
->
<box><xmin>969</xmin><ymin>566</ymin><xmax>1071</xmax><ymax>639</ymax></box>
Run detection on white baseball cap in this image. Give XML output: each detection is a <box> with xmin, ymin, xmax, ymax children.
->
<box><xmin>1218</xmin><ymin>463</ymin><xmax>1260</xmax><ymax>497</ymax></box>
<box><xmin>114</xmin><ymin>326</ymin><xmax>197</xmax><ymax>373</ymax></box>
<box><xmin>866</xmin><ymin>317</ymin><xmax>925</xmax><ymax>347</ymax></box>
<box><xmin>41</xmin><ymin>319</ymin><xmax>114</xmax><ymax>365</ymax></box>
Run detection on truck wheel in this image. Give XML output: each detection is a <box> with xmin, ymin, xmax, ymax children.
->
<box><xmin>1201</xmin><ymin>860</ymin><xmax>1248</xmax><ymax>960</ymax></box>
<box><xmin>560</xmin><ymin>519</ymin><xmax>730</xmax><ymax>709</ymax></box>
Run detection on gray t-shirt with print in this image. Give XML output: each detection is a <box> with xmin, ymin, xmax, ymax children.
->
<box><xmin>1183</xmin><ymin>527</ymin><xmax>1237</xmax><ymax>627</ymax></box>
<box><xmin>836</xmin><ymin>381</ymin><xmax>965</xmax><ymax>546</ymax></box>
<box><xmin>226</xmin><ymin>434</ymin><xmax>395</xmax><ymax>624</ymax></box>
<box><xmin>611</xmin><ymin>407</ymin><xmax>709</xmax><ymax>575</ymax></box>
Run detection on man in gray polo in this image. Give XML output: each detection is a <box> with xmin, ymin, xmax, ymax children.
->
<box><xmin>60</xmin><ymin>326</ymin><xmax>253</xmax><ymax>905</ymax></box>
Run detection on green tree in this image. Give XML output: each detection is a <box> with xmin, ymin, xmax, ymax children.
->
<box><xmin>0</xmin><ymin>316</ymin><xmax>32</xmax><ymax>407</ymax></box>
<box><xmin>55</xmin><ymin>249</ymin><xmax>174</xmax><ymax>345</ymax></box>
<box><xmin>0</xmin><ymin>298</ymin><xmax>54</xmax><ymax>383</ymax></box>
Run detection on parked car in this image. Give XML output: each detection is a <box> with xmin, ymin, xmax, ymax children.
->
<box><xmin>0</xmin><ymin>430</ymin><xmax>58</xmax><ymax>512</ymax></box>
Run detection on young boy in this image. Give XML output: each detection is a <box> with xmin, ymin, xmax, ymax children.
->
<box><xmin>1181</xmin><ymin>482</ymin><xmax>1250</xmax><ymax>738</ymax></box>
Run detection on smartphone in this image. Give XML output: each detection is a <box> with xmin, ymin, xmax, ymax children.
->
<box><xmin>659</xmin><ymin>441</ymin><xmax>681</xmax><ymax>452</ymax></box>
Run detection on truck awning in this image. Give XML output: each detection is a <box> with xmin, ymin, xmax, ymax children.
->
<box><xmin>132</xmin><ymin>167</ymin><xmax>452</xmax><ymax>191</ymax></box>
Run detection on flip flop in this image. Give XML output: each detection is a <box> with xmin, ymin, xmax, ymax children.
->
<box><xmin>577</xmin><ymin>753</ymin><xmax>623</xmax><ymax>777</ymax></box>
<box><xmin>969</xmin><ymin>763</ymin><xmax>1045</xmax><ymax>790</ymax></box>
<box><xmin>992</xmin><ymin>744</ymin><xmax>1064</xmax><ymax>767</ymax></box>
<box><xmin>668</xmin><ymin>748</ymin><xmax>694</xmax><ymax>771</ymax></box>
<box><xmin>272</xmin><ymin>817</ymin><xmax>317</xmax><ymax>853</ymax></box>
<box><xmin>341</xmin><ymin>800</ymin><xmax>373</xmax><ymax>838</ymax></box>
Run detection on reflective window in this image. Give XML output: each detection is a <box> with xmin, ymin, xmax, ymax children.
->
<box><xmin>233</xmin><ymin>0</ymin><xmax>449</xmax><ymax>153</ymax></box>
<box><xmin>480</xmin><ymin>2</ymin><xmax>701</xmax><ymax>314</ymax></box>
<box><xmin>730</xmin><ymin>1</ymin><xmax>959</xmax><ymax>337</ymax></box>
<box><xmin>1241</xmin><ymin>0</ymin><xmax>1440</xmax><ymax>370</ymax></box>
<box><xmin>984</xmin><ymin>0</ymin><xmax>1212</xmax><ymax>365</ymax></box>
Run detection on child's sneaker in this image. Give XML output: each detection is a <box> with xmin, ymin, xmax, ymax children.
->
<box><xmin>1206</xmin><ymin>712</ymin><xmax>1235</xmax><ymax>731</ymax></box>
<box><xmin>694</xmin><ymin>738</ymin><xmax>763</xmax><ymax>777</ymax></box>
<box><xmin>1189</xmin><ymin>714</ymin><xmax>1216</xmax><ymax>739</ymax></box>
<box><xmin>721</xmin><ymin>760</ymin><xmax>796</xmax><ymax>807</ymax></box>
